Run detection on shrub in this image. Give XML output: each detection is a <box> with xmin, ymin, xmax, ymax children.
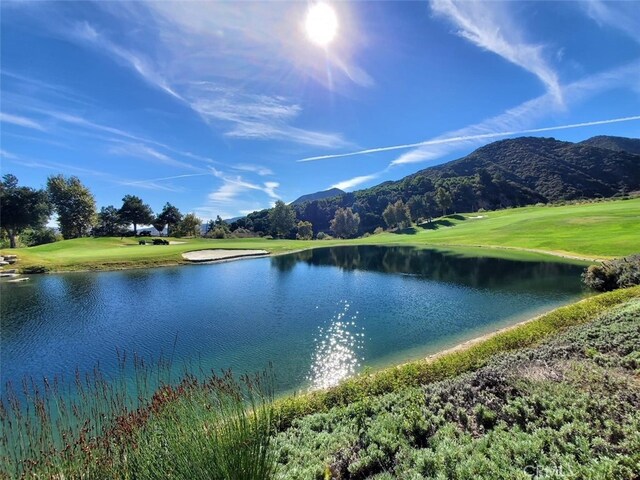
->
<box><xmin>21</xmin><ymin>227</ymin><xmax>60</xmax><ymax>247</ymax></box>
<box><xmin>582</xmin><ymin>254</ymin><xmax>640</xmax><ymax>291</ymax></box>
<box><xmin>373</xmin><ymin>227</ymin><xmax>384</xmax><ymax>235</ymax></box>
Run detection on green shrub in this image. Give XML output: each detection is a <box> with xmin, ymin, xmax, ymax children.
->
<box><xmin>582</xmin><ymin>254</ymin><xmax>640</xmax><ymax>291</ymax></box>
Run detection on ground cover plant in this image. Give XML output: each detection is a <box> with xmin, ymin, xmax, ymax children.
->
<box><xmin>273</xmin><ymin>299</ymin><xmax>640</xmax><ymax>479</ymax></box>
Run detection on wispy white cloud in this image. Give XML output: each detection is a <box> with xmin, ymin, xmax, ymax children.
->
<box><xmin>186</xmin><ymin>83</ymin><xmax>349</xmax><ymax>147</ymax></box>
<box><xmin>61</xmin><ymin>11</ymin><xmax>354</xmax><ymax>148</ymax></box>
<box><xmin>108</xmin><ymin>142</ymin><xmax>204</xmax><ymax>171</ymax></box>
<box><xmin>431</xmin><ymin>0</ymin><xmax>562</xmax><ymax>103</ymax></box>
<box><xmin>585</xmin><ymin>1</ymin><xmax>640</xmax><ymax>44</ymax></box>
<box><xmin>73</xmin><ymin>22</ymin><xmax>182</xmax><ymax>100</ymax></box>
<box><xmin>330</xmin><ymin>173</ymin><xmax>382</xmax><ymax>191</ymax></box>
<box><xmin>0</xmin><ymin>149</ymin><xmax>19</xmax><ymax>160</ymax></box>
<box><xmin>232</xmin><ymin>163</ymin><xmax>274</xmax><ymax>176</ymax></box>
<box><xmin>0</xmin><ymin>112</ymin><xmax>46</xmax><ymax>131</ymax></box>
<box><xmin>196</xmin><ymin>168</ymin><xmax>281</xmax><ymax>219</ymax></box>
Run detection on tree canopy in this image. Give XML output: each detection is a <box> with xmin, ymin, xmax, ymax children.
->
<box><xmin>269</xmin><ymin>200</ymin><xmax>296</xmax><ymax>238</ymax></box>
<box><xmin>119</xmin><ymin>195</ymin><xmax>154</xmax><ymax>235</ymax></box>
<box><xmin>47</xmin><ymin>175</ymin><xmax>96</xmax><ymax>239</ymax></box>
<box><xmin>95</xmin><ymin>205</ymin><xmax>128</xmax><ymax>237</ymax></box>
<box><xmin>0</xmin><ymin>174</ymin><xmax>52</xmax><ymax>248</ymax></box>
<box><xmin>330</xmin><ymin>207</ymin><xmax>360</xmax><ymax>238</ymax></box>
<box><xmin>158</xmin><ymin>202</ymin><xmax>182</xmax><ymax>236</ymax></box>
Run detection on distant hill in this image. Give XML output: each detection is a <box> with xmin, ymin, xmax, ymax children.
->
<box><xmin>289</xmin><ymin>135</ymin><xmax>640</xmax><ymax>233</ymax></box>
<box><xmin>290</xmin><ymin>188</ymin><xmax>345</xmax><ymax>205</ymax></box>
<box><xmin>579</xmin><ymin>135</ymin><xmax>640</xmax><ymax>155</ymax></box>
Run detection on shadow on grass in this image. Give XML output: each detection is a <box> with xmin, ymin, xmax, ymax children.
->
<box><xmin>446</xmin><ymin>214</ymin><xmax>466</xmax><ymax>221</ymax></box>
<box><xmin>419</xmin><ymin>219</ymin><xmax>455</xmax><ymax>230</ymax></box>
<box><xmin>390</xmin><ymin>227</ymin><xmax>418</xmax><ymax>235</ymax></box>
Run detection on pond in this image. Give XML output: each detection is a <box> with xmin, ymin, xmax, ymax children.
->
<box><xmin>1</xmin><ymin>246</ymin><xmax>586</xmax><ymax>394</ymax></box>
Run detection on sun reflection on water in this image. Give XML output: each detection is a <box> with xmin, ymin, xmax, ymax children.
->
<box><xmin>307</xmin><ymin>300</ymin><xmax>365</xmax><ymax>391</ymax></box>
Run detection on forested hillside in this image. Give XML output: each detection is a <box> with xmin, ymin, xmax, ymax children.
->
<box><xmin>231</xmin><ymin>136</ymin><xmax>640</xmax><ymax>235</ymax></box>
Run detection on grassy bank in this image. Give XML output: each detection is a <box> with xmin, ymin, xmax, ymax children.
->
<box><xmin>1</xmin><ymin>198</ymin><xmax>638</xmax><ymax>273</ymax></box>
<box><xmin>3</xmin><ymin>287</ymin><xmax>638</xmax><ymax>478</ymax></box>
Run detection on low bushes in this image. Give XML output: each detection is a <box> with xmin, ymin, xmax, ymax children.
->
<box><xmin>582</xmin><ymin>254</ymin><xmax>640</xmax><ymax>291</ymax></box>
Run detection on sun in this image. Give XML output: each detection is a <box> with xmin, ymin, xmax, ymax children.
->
<box><xmin>305</xmin><ymin>2</ymin><xmax>338</xmax><ymax>47</ymax></box>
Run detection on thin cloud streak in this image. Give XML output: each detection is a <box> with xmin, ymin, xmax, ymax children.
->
<box><xmin>0</xmin><ymin>112</ymin><xmax>46</xmax><ymax>131</ymax></box>
<box><xmin>330</xmin><ymin>172</ymin><xmax>383</xmax><ymax>191</ymax></box>
<box><xmin>431</xmin><ymin>0</ymin><xmax>562</xmax><ymax>102</ymax></box>
<box><xmin>300</xmin><ymin>115</ymin><xmax>640</xmax><ymax>163</ymax></box>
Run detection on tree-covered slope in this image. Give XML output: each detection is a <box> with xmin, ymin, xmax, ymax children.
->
<box><xmin>290</xmin><ymin>188</ymin><xmax>345</xmax><ymax>206</ymax></box>
<box><xmin>579</xmin><ymin>135</ymin><xmax>640</xmax><ymax>155</ymax></box>
<box><xmin>287</xmin><ymin>136</ymin><xmax>640</xmax><ymax>233</ymax></box>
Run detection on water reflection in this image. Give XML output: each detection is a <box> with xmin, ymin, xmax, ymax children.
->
<box><xmin>282</xmin><ymin>246</ymin><xmax>584</xmax><ymax>292</ymax></box>
<box><xmin>307</xmin><ymin>300</ymin><xmax>365</xmax><ymax>390</ymax></box>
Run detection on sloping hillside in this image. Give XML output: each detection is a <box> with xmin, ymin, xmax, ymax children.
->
<box><xmin>579</xmin><ymin>135</ymin><xmax>640</xmax><ymax>155</ymax></box>
<box><xmin>289</xmin><ymin>136</ymin><xmax>640</xmax><ymax>233</ymax></box>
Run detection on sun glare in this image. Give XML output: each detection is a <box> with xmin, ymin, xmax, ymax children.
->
<box><xmin>305</xmin><ymin>2</ymin><xmax>338</xmax><ymax>47</ymax></box>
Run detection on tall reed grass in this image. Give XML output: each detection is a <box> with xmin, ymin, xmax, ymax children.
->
<box><xmin>0</xmin><ymin>352</ymin><xmax>276</xmax><ymax>479</ymax></box>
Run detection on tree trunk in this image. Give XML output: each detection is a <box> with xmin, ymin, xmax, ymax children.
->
<box><xmin>133</xmin><ymin>223</ymin><xmax>138</xmax><ymax>235</ymax></box>
<box><xmin>8</xmin><ymin>229</ymin><xmax>17</xmax><ymax>249</ymax></box>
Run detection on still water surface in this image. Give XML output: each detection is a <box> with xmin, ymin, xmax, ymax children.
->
<box><xmin>1</xmin><ymin>246</ymin><xmax>585</xmax><ymax>394</ymax></box>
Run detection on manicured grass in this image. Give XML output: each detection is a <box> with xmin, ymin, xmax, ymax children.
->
<box><xmin>2</xmin><ymin>198</ymin><xmax>638</xmax><ymax>272</ymax></box>
<box><xmin>363</xmin><ymin>198</ymin><xmax>640</xmax><ymax>259</ymax></box>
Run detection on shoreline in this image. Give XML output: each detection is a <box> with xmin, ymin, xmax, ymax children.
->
<box><xmin>2</xmin><ymin>242</ymin><xmax>599</xmax><ymax>276</ymax></box>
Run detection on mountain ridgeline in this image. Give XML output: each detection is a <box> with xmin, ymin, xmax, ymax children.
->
<box><xmin>290</xmin><ymin>188</ymin><xmax>345</xmax><ymax>206</ymax></box>
<box><xmin>233</xmin><ymin>136</ymin><xmax>640</xmax><ymax>235</ymax></box>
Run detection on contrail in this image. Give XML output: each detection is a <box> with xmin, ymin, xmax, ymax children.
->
<box><xmin>119</xmin><ymin>173</ymin><xmax>211</xmax><ymax>186</ymax></box>
<box><xmin>298</xmin><ymin>115</ymin><xmax>640</xmax><ymax>162</ymax></box>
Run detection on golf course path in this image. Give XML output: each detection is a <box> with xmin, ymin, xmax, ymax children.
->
<box><xmin>181</xmin><ymin>249</ymin><xmax>269</xmax><ymax>263</ymax></box>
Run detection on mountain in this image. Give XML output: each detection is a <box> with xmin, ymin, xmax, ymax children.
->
<box><xmin>289</xmin><ymin>136</ymin><xmax>640</xmax><ymax>233</ymax></box>
<box><xmin>290</xmin><ymin>188</ymin><xmax>345</xmax><ymax>206</ymax></box>
<box><xmin>579</xmin><ymin>135</ymin><xmax>640</xmax><ymax>155</ymax></box>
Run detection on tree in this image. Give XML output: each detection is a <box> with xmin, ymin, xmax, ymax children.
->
<box><xmin>0</xmin><ymin>174</ymin><xmax>52</xmax><ymax>248</ymax></box>
<box><xmin>269</xmin><ymin>200</ymin><xmax>296</xmax><ymax>238</ymax></box>
<box><xmin>296</xmin><ymin>220</ymin><xmax>313</xmax><ymax>240</ymax></box>
<box><xmin>435</xmin><ymin>187</ymin><xmax>453</xmax><ymax>217</ymax></box>
<box><xmin>96</xmin><ymin>205</ymin><xmax>127</xmax><ymax>236</ymax></box>
<box><xmin>330</xmin><ymin>207</ymin><xmax>360</xmax><ymax>238</ymax></box>
<box><xmin>177</xmin><ymin>213</ymin><xmax>201</xmax><ymax>237</ymax></box>
<box><xmin>382</xmin><ymin>200</ymin><xmax>410</xmax><ymax>230</ymax></box>
<box><xmin>47</xmin><ymin>175</ymin><xmax>96</xmax><ymax>239</ymax></box>
<box><xmin>152</xmin><ymin>217</ymin><xmax>166</xmax><ymax>236</ymax></box>
<box><xmin>158</xmin><ymin>203</ymin><xmax>182</xmax><ymax>236</ymax></box>
<box><xmin>119</xmin><ymin>195</ymin><xmax>154</xmax><ymax>235</ymax></box>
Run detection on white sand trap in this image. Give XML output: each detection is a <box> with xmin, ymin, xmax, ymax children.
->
<box><xmin>181</xmin><ymin>249</ymin><xmax>269</xmax><ymax>262</ymax></box>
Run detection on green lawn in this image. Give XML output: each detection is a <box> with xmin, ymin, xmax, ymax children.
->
<box><xmin>3</xmin><ymin>198</ymin><xmax>638</xmax><ymax>272</ymax></box>
<box><xmin>361</xmin><ymin>198</ymin><xmax>640</xmax><ymax>259</ymax></box>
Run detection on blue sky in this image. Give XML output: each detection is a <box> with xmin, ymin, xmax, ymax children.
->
<box><xmin>1</xmin><ymin>1</ymin><xmax>639</xmax><ymax>219</ymax></box>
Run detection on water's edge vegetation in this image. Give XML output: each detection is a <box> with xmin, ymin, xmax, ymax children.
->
<box><xmin>2</xmin><ymin>287</ymin><xmax>638</xmax><ymax>478</ymax></box>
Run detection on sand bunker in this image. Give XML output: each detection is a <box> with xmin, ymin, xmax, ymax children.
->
<box><xmin>181</xmin><ymin>249</ymin><xmax>269</xmax><ymax>262</ymax></box>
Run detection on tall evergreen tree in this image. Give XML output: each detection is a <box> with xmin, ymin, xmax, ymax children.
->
<box><xmin>119</xmin><ymin>195</ymin><xmax>154</xmax><ymax>235</ymax></box>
